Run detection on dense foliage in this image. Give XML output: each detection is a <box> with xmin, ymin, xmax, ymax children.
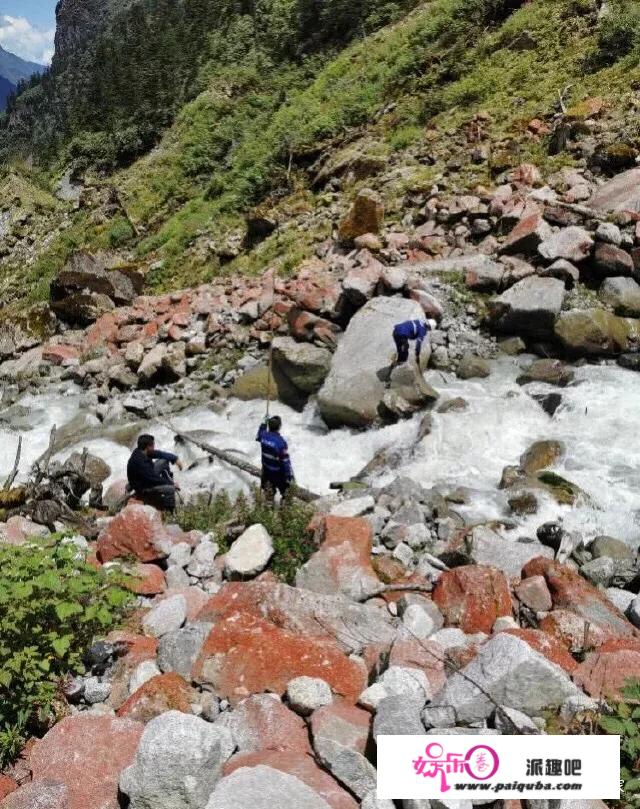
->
<box><xmin>0</xmin><ymin>0</ymin><xmax>418</xmax><ymax>167</ymax></box>
<box><xmin>178</xmin><ymin>489</ymin><xmax>316</xmax><ymax>583</ymax></box>
<box><xmin>599</xmin><ymin>680</ymin><xmax>640</xmax><ymax>807</ymax></box>
<box><xmin>0</xmin><ymin>539</ymin><xmax>131</xmax><ymax>765</ymax></box>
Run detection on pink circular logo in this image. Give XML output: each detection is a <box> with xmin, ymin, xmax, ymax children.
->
<box><xmin>464</xmin><ymin>744</ymin><xmax>500</xmax><ymax>780</ymax></box>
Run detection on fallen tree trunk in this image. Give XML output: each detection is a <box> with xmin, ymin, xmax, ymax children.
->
<box><xmin>161</xmin><ymin>421</ymin><xmax>321</xmax><ymax>503</ymax></box>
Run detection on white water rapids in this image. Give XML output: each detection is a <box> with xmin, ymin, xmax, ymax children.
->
<box><xmin>1</xmin><ymin>355</ymin><xmax>639</xmax><ymax>545</ymax></box>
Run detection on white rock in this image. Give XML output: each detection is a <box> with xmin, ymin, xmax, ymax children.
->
<box><xmin>286</xmin><ymin>676</ymin><xmax>333</xmax><ymax>716</ymax></box>
<box><xmin>83</xmin><ymin>676</ymin><xmax>111</xmax><ymax>705</ymax></box>
<box><xmin>142</xmin><ymin>595</ymin><xmax>187</xmax><ymax>638</ymax></box>
<box><xmin>605</xmin><ymin>587</ymin><xmax>635</xmax><ymax>613</ymax></box>
<box><xmin>205</xmin><ymin>765</ymin><xmax>332</xmax><ymax>809</ymax></box>
<box><xmin>129</xmin><ymin>660</ymin><xmax>161</xmax><ymax>694</ymax></box>
<box><xmin>330</xmin><ymin>496</ymin><xmax>376</xmax><ymax>518</ymax></box>
<box><xmin>626</xmin><ymin>595</ymin><xmax>640</xmax><ymax>629</ymax></box>
<box><xmin>186</xmin><ymin>540</ymin><xmax>219</xmax><ymax>578</ymax></box>
<box><xmin>168</xmin><ymin>542</ymin><xmax>193</xmax><ymax>568</ymax></box>
<box><xmin>402</xmin><ymin>603</ymin><xmax>440</xmax><ymax>640</ymax></box>
<box><xmin>492</xmin><ymin>615</ymin><xmax>518</xmax><ymax>632</ymax></box>
<box><xmin>358</xmin><ymin>682</ymin><xmax>389</xmax><ymax>711</ymax></box>
<box><xmin>225</xmin><ymin>524</ymin><xmax>273</xmax><ymax>578</ymax></box>
<box><xmin>165</xmin><ymin>565</ymin><xmax>190</xmax><ymax>589</ymax></box>
<box><xmin>379</xmin><ymin>666</ymin><xmax>432</xmax><ymax>702</ymax></box>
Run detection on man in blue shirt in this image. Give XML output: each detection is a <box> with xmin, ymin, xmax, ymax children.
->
<box><xmin>127</xmin><ymin>434</ymin><xmax>183</xmax><ymax>511</ymax></box>
<box><xmin>393</xmin><ymin>318</ymin><xmax>436</xmax><ymax>365</ymax></box>
<box><xmin>256</xmin><ymin>415</ymin><xmax>294</xmax><ymax>500</ymax></box>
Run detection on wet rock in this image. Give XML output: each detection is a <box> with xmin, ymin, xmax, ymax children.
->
<box><xmin>456</xmin><ymin>353</ymin><xmax>490</xmax><ymax>379</ymax></box>
<box><xmin>30</xmin><ymin>715</ymin><xmax>143</xmax><ymax>809</ymax></box>
<box><xmin>432</xmin><ymin>565</ymin><xmax>512</xmax><ymax>634</ymax></box>
<box><xmin>516</xmin><ymin>358</ymin><xmax>574</xmax><ymax>387</ymax></box>
<box><xmin>538</xmin><ymin>227</ymin><xmax>594</xmax><ymax>263</ymax></box>
<box><xmin>590</xmin><ymin>535</ymin><xmax>635</xmax><ymax>563</ymax></box>
<box><xmin>205</xmin><ymin>766</ymin><xmax>333</xmax><ymax>809</ymax></box>
<box><xmin>286</xmin><ymin>677</ymin><xmax>333</xmax><ymax>716</ymax></box>
<box><xmin>271</xmin><ymin>337</ymin><xmax>332</xmax><ymax>402</ymax></box>
<box><xmin>532</xmin><ymin>391</ymin><xmax>563</xmax><ymax>416</ymax></box>
<box><xmin>225</xmin><ymin>524</ymin><xmax>273</xmax><ymax>579</ymax></box>
<box><xmin>431</xmin><ymin>632</ymin><xmax>584</xmax><ymax>722</ymax></box>
<box><xmin>120</xmin><ymin>711</ymin><xmax>233</xmax><ymax>809</ymax></box>
<box><xmin>437</xmin><ymin>397</ymin><xmax>468</xmax><ymax>413</ymax></box>
<box><xmin>554</xmin><ymin>308</ymin><xmax>640</xmax><ymax>357</ymax></box>
<box><xmin>338</xmin><ymin>189</ymin><xmax>384</xmax><ymax>242</ymax></box>
<box><xmin>520</xmin><ymin>440</ymin><xmax>565</xmax><ymax>474</ymax></box>
<box><xmin>599</xmin><ymin>276</ymin><xmax>640</xmax><ymax>316</ymax></box>
<box><xmin>488</xmin><ymin>277</ymin><xmax>565</xmax><ymax>337</ymax></box>
<box><xmin>318</xmin><ymin>296</ymin><xmax>425</xmax><ymax>428</ymax></box>
<box><xmin>592</xmin><ymin>243</ymin><xmax>634</xmax><ymax>279</ymax></box>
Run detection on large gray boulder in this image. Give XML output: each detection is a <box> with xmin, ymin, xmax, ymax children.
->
<box><xmin>589</xmin><ymin>167</ymin><xmax>640</xmax><ymax>214</ymax></box>
<box><xmin>599</xmin><ymin>276</ymin><xmax>640</xmax><ymax>316</ymax></box>
<box><xmin>318</xmin><ymin>296</ymin><xmax>427</xmax><ymax>428</ymax></box>
<box><xmin>205</xmin><ymin>766</ymin><xmax>332</xmax><ymax>809</ymax></box>
<box><xmin>555</xmin><ymin>308</ymin><xmax>640</xmax><ymax>356</ymax></box>
<box><xmin>431</xmin><ymin>633</ymin><xmax>583</xmax><ymax>723</ymax></box>
<box><xmin>271</xmin><ymin>337</ymin><xmax>332</xmax><ymax>406</ymax></box>
<box><xmin>157</xmin><ymin>622</ymin><xmax>212</xmax><ymax>679</ymax></box>
<box><xmin>454</xmin><ymin>525</ymin><xmax>554</xmax><ymax>578</ymax></box>
<box><xmin>120</xmin><ymin>711</ymin><xmax>234</xmax><ymax>809</ymax></box>
<box><xmin>488</xmin><ymin>276</ymin><xmax>565</xmax><ymax>337</ymax></box>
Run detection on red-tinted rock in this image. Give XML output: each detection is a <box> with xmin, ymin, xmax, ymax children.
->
<box><xmin>500</xmin><ymin>212</ymin><xmax>551</xmax><ymax>255</ymax></box>
<box><xmin>0</xmin><ymin>516</ymin><xmax>48</xmax><ymax>546</ymax></box>
<box><xmin>592</xmin><ymin>242</ymin><xmax>634</xmax><ymax>279</ymax></box>
<box><xmin>503</xmin><ymin>628</ymin><xmax>577</xmax><ymax>673</ymax></box>
<box><xmin>432</xmin><ymin>565</ymin><xmax>512</xmax><ymax>634</ymax></box>
<box><xmin>223</xmin><ymin>751</ymin><xmax>358</xmax><ymax>809</ymax></box>
<box><xmin>573</xmin><ymin>648</ymin><xmax>640</xmax><ymax>699</ymax></box>
<box><xmin>42</xmin><ymin>345</ymin><xmax>80</xmax><ymax>366</ymax></box>
<box><xmin>522</xmin><ymin>557</ymin><xmax>637</xmax><ymax>638</ymax></box>
<box><xmin>0</xmin><ymin>776</ymin><xmax>17</xmax><ymax>800</ymax></box>
<box><xmin>97</xmin><ymin>504</ymin><xmax>194</xmax><ymax>563</ymax></box>
<box><xmin>193</xmin><ymin>611</ymin><xmax>367</xmax><ymax>704</ymax></box>
<box><xmin>296</xmin><ymin>516</ymin><xmax>380</xmax><ymax>600</ymax></box>
<box><xmin>388</xmin><ymin>637</ymin><xmax>447</xmax><ymax>695</ymax></box>
<box><xmin>117</xmin><ymin>673</ymin><xmax>194</xmax><ymax>723</ymax></box>
<box><xmin>29</xmin><ymin>715</ymin><xmax>143</xmax><ymax>809</ymax></box>
<box><xmin>86</xmin><ymin>313</ymin><xmax>119</xmax><ymax>348</ymax></box>
<box><xmin>106</xmin><ymin>631</ymin><xmax>158</xmax><ymax>666</ymax></box>
<box><xmin>514</xmin><ymin>575</ymin><xmax>552</xmax><ymax>612</ymax></box>
<box><xmin>223</xmin><ymin>693</ymin><xmax>311</xmax><ymax>754</ymax></box>
<box><xmin>126</xmin><ymin>564</ymin><xmax>166</xmax><ymax>596</ymax></box>
<box><xmin>539</xmin><ymin>610</ymin><xmax>607</xmax><ymax>653</ymax></box>
<box><xmin>310</xmin><ymin>703</ymin><xmax>371</xmax><ymax>755</ymax></box>
<box><xmin>0</xmin><ymin>780</ymin><xmax>68</xmax><ymax>809</ymax></box>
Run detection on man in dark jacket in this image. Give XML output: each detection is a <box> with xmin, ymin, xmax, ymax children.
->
<box><xmin>127</xmin><ymin>434</ymin><xmax>183</xmax><ymax>511</ymax></box>
<box><xmin>256</xmin><ymin>415</ymin><xmax>294</xmax><ymax>500</ymax></box>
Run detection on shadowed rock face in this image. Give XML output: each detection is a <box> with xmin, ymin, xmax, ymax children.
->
<box><xmin>53</xmin><ymin>0</ymin><xmax>115</xmax><ymax>68</ymax></box>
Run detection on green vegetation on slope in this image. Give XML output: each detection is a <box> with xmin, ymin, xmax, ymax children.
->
<box><xmin>0</xmin><ymin>539</ymin><xmax>131</xmax><ymax>765</ymax></box>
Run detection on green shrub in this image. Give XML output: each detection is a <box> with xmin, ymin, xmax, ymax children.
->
<box><xmin>177</xmin><ymin>488</ymin><xmax>316</xmax><ymax>583</ymax></box>
<box><xmin>597</xmin><ymin>2</ymin><xmax>640</xmax><ymax>64</ymax></box>
<box><xmin>105</xmin><ymin>216</ymin><xmax>135</xmax><ymax>248</ymax></box>
<box><xmin>599</xmin><ymin>679</ymin><xmax>640</xmax><ymax>807</ymax></box>
<box><xmin>0</xmin><ymin>539</ymin><xmax>132</xmax><ymax>765</ymax></box>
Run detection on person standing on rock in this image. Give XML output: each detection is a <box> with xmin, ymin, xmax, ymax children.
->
<box><xmin>256</xmin><ymin>415</ymin><xmax>294</xmax><ymax>501</ymax></box>
<box><xmin>127</xmin><ymin>434</ymin><xmax>183</xmax><ymax>512</ymax></box>
<box><xmin>392</xmin><ymin>318</ymin><xmax>437</xmax><ymax>366</ymax></box>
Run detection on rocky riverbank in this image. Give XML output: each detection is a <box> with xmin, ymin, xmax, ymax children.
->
<box><xmin>0</xmin><ymin>160</ymin><xmax>639</xmax><ymax>808</ymax></box>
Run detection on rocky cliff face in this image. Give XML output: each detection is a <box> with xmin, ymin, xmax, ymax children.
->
<box><xmin>53</xmin><ymin>0</ymin><xmax>120</xmax><ymax>68</ymax></box>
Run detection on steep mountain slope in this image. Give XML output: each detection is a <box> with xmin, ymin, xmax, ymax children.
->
<box><xmin>1</xmin><ymin>0</ymin><xmax>640</xmax><ymax>305</ymax></box>
<box><xmin>0</xmin><ymin>45</ymin><xmax>43</xmax><ymax>110</ymax></box>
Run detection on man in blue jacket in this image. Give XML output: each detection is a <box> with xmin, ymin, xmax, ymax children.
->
<box><xmin>256</xmin><ymin>415</ymin><xmax>294</xmax><ymax>500</ymax></box>
<box><xmin>127</xmin><ymin>434</ymin><xmax>183</xmax><ymax>511</ymax></box>
<box><xmin>392</xmin><ymin>318</ymin><xmax>436</xmax><ymax>365</ymax></box>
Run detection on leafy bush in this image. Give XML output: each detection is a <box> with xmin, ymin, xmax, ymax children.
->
<box><xmin>599</xmin><ymin>680</ymin><xmax>640</xmax><ymax>807</ymax></box>
<box><xmin>597</xmin><ymin>2</ymin><xmax>640</xmax><ymax>64</ymax></box>
<box><xmin>0</xmin><ymin>539</ymin><xmax>132</xmax><ymax>765</ymax></box>
<box><xmin>177</xmin><ymin>488</ymin><xmax>316</xmax><ymax>583</ymax></box>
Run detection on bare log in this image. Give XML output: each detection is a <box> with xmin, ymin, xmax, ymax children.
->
<box><xmin>160</xmin><ymin>420</ymin><xmax>321</xmax><ymax>503</ymax></box>
<box><xmin>3</xmin><ymin>436</ymin><xmax>22</xmax><ymax>490</ymax></box>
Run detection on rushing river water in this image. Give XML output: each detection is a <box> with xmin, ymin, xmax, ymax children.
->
<box><xmin>2</xmin><ymin>355</ymin><xmax>639</xmax><ymax>545</ymax></box>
